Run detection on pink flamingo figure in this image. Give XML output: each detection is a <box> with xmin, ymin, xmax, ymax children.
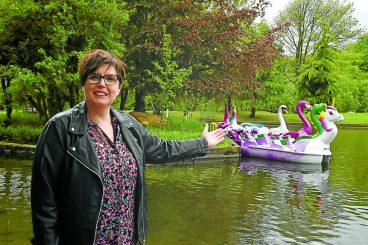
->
<box><xmin>282</xmin><ymin>101</ymin><xmax>312</xmax><ymax>139</ymax></box>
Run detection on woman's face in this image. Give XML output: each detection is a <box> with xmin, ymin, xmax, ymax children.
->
<box><xmin>83</xmin><ymin>64</ymin><xmax>121</xmax><ymax>110</ymax></box>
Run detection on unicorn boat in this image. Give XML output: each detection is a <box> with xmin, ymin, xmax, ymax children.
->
<box><xmin>224</xmin><ymin>104</ymin><xmax>344</xmax><ymax>164</ymax></box>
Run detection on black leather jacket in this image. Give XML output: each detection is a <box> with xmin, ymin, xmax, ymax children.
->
<box><xmin>31</xmin><ymin>101</ymin><xmax>208</xmax><ymax>245</ymax></box>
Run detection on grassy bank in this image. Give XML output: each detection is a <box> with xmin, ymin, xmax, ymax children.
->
<box><xmin>169</xmin><ymin>110</ymin><xmax>368</xmax><ymax>125</ymax></box>
<box><xmin>1</xmin><ymin>109</ymin><xmax>367</xmax><ymax>145</ymax></box>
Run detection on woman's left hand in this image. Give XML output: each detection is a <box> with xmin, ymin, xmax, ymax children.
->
<box><xmin>202</xmin><ymin>123</ymin><xmax>226</xmax><ymax>148</ymax></box>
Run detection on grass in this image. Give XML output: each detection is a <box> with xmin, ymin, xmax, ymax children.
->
<box><xmin>145</xmin><ymin>115</ymin><xmax>236</xmax><ymax>148</ymax></box>
<box><xmin>167</xmin><ymin>110</ymin><xmax>368</xmax><ymax>125</ymax></box>
<box><xmin>0</xmin><ymin>110</ymin><xmax>44</xmax><ymax>127</ymax></box>
<box><xmin>0</xmin><ymin>109</ymin><xmax>367</xmax><ymax>145</ymax></box>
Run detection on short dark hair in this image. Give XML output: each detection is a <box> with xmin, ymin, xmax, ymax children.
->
<box><xmin>78</xmin><ymin>49</ymin><xmax>126</xmax><ymax>86</ymax></box>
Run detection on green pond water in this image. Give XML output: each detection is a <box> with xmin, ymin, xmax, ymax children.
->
<box><xmin>0</xmin><ymin>128</ymin><xmax>367</xmax><ymax>244</ymax></box>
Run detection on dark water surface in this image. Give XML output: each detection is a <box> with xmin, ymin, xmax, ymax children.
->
<box><xmin>1</xmin><ymin>129</ymin><xmax>367</xmax><ymax>244</ymax></box>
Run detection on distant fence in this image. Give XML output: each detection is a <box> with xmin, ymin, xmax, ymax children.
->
<box><xmin>199</xmin><ymin>111</ymin><xmax>216</xmax><ymax>121</ymax></box>
<box><xmin>199</xmin><ymin>111</ymin><xmax>219</xmax><ymax>131</ymax></box>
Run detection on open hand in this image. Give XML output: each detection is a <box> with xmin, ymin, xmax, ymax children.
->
<box><xmin>202</xmin><ymin>123</ymin><xmax>226</xmax><ymax>148</ymax></box>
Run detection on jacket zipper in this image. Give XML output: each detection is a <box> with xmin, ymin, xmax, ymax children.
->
<box><xmin>70</xmin><ymin>155</ymin><xmax>104</xmax><ymax>245</ymax></box>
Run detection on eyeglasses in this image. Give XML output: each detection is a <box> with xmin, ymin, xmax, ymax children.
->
<box><xmin>87</xmin><ymin>73</ymin><xmax>121</xmax><ymax>86</ymax></box>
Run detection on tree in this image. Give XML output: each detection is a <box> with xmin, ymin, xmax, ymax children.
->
<box><xmin>333</xmin><ymin>34</ymin><xmax>368</xmax><ymax>112</ymax></box>
<box><xmin>351</xmin><ymin>34</ymin><xmax>368</xmax><ymax>112</ymax></box>
<box><xmin>170</xmin><ymin>0</ymin><xmax>280</xmax><ymax>104</ymax></box>
<box><xmin>256</xmin><ymin>57</ymin><xmax>298</xmax><ymax>113</ymax></box>
<box><xmin>122</xmin><ymin>0</ymin><xmax>162</xmax><ymax>112</ymax></box>
<box><xmin>7</xmin><ymin>66</ymin><xmax>50</xmax><ymax>121</ymax></box>
<box><xmin>0</xmin><ymin>0</ymin><xmax>129</xmax><ymax>121</ymax></box>
<box><xmin>123</xmin><ymin>0</ymin><xmax>280</xmax><ymax>112</ymax></box>
<box><xmin>145</xmin><ymin>26</ymin><xmax>192</xmax><ymax>115</ymax></box>
<box><xmin>0</xmin><ymin>65</ymin><xmax>17</xmax><ymax>125</ymax></box>
<box><xmin>354</xmin><ymin>33</ymin><xmax>368</xmax><ymax>73</ymax></box>
<box><xmin>275</xmin><ymin>0</ymin><xmax>361</xmax><ymax>73</ymax></box>
<box><xmin>297</xmin><ymin>24</ymin><xmax>339</xmax><ymax>105</ymax></box>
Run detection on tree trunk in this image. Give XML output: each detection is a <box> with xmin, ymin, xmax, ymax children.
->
<box><xmin>134</xmin><ymin>90</ymin><xmax>145</xmax><ymax>112</ymax></box>
<box><xmin>156</xmin><ymin>104</ymin><xmax>161</xmax><ymax>115</ymax></box>
<box><xmin>4</xmin><ymin>96</ymin><xmax>12</xmax><ymax>126</ymax></box>
<box><xmin>68</xmin><ymin>83</ymin><xmax>76</xmax><ymax>108</ymax></box>
<box><xmin>48</xmin><ymin>84</ymin><xmax>65</xmax><ymax>117</ymax></box>
<box><xmin>41</xmin><ymin>97</ymin><xmax>49</xmax><ymax>122</ymax></box>
<box><xmin>151</xmin><ymin>102</ymin><xmax>162</xmax><ymax>115</ymax></box>
<box><xmin>119</xmin><ymin>88</ymin><xmax>129</xmax><ymax>110</ymax></box>
<box><xmin>27</xmin><ymin>95</ymin><xmax>49</xmax><ymax>123</ymax></box>
<box><xmin>1</xmin><ymin>78</ymin><xmax>12</xmax><ymax>125</ymax></box>
<box><xmin>5</xmin><ymin>98</ymin><xmax>12</xmax><ymax>120</ymax></box>
<box><xmin>250</xmin><ymin>107</ymin><xmax>256</xmax><ymax>118</ymax></box>
<box><xmin>227</xmin><ymin>95</ymin><xmax>232</xmax><ymax>112</ymax></box>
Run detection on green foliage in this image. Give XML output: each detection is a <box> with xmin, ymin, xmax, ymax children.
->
<box><xmin>0</xmin><ymin>111</ymin><xmax>43</xmax><ymax>144</ymax></box>
<box><xmin>335</xmin><ymin>80</ymin><xmax>368</xmax><ymax>113</ymax></box>
<box><xmin>297</xmin><ymin>25</ymin><xmax>339</xmax><ymax>105</ymax></box>
<box><xmin>256</xmin><ymin>57</ymin><xmax>298</xmax><ymax>112</ymax></box>
<box><xmin>0</xmin><ymin>65</ymin><xmax>17</xmax><ymax>113</ymax></box>
<box><xmin>354</xmin><ymin>33</ymin><xmax>368</xmax><ymax>73</ymax></box>
<box><xmin>357</xmin><ymin>81</ymin><xmax>368</xmax><ymax>112</ymax></box>
<box><xmin>0</xmin><ymin>111</ymin><xmax>43</xmax><ymax>127</ymax></box>
<box><xmin>0</xmin><ymin>0</ymin><xmax>129</xmax><ymax>121</ymax></box>
<box><xmin>0</xmin><ymin>125</ymin><xmax>41</xmax><ymax>144</ymax></box>
<box><xmin>145</xmin><ymin>25</ymin><xmax>192</xmax><ymax>114</ymax></box>
<box><xmin>270</xmin><ymin>0</ymin><xmax>366</xmax><ymax>114</ymax></box>
<box><xmin>0</xmin><ymin>111</ymin><xmax>49</xmax><ymax>143</ymax></box>
<box><xmin>1</xmin><ymin>0</ymin><xmax>367</xmax><ymax>117</ymax></box>
<box><xmin>7</xmin><ymin>66</ymin><xmax>49</xmax><ymax>117</ymax></box>
<box><xmin>333</xmin><ymin>35</ymin><xmax>368</xmax><ymax>112</ymax></box>
<box><xmin>275</xmin><ymin>0</ymin><xmax>361</xmax><ymax>70</ymax></box>
<box><xmin>124</xmin><ymin>0</ymin><xmax>279</xmax><ymax>111</ymax></box>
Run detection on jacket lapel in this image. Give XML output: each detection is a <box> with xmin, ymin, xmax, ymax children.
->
<box><xmin>112</xmin><ymin>109</ymin><xmax>144</xmax><ymax>170</ymax></box>
<box><xmin>67</xmin><ymin>102</ymin><xmax>102</xmax><ymax>177</ymax></box>
<box><xmin>68</xmin><ymin>135</ymin><xmax>101</xmax><ymax>177</ymax></box>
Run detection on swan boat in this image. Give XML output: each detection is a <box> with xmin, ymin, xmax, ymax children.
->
<box><xmin>239</xmin><ymin>105</ymin><xmax>289</xmax><ymax>135</ymax></box>
<box><xmin>222</xmin><ymin>103</ymin><xmax>343</xmax><ymax>164</ymax></box>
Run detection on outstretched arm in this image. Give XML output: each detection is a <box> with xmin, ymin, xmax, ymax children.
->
<box><xmin>202</xmin><ymin>123</ymin><xmax>226</xmax><ymax>148</ymax></box>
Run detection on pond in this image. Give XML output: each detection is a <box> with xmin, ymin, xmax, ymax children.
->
<box><xmin>0</xmin><ymin>128</ymin><xmax>367</xmax><ymax>244</ymax></box>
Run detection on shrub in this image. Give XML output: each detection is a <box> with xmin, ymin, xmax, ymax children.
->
<box><xmin>0</xmin><ymin>111</ymin><xmax>43</xmax><ymax>127</ymax></box>
<box><xmin>0</xmin><ymin>125</ymin><xmax>41</xmax><ymax>144</ymax></box>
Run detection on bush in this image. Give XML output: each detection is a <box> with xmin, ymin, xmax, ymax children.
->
<box><xmin>0</xmin><ymin>111</ymin><xmax>43</xmax><ymax>127</ymax></box>
<box><xmin>0</xmin><ymin>111</ymin><xmax>43</xmax><ymax>144</ymax></box>
<box><xmin>0</xmin><ymin>125</ymin><xmax>41</xmax><ymax>144</ymax></box>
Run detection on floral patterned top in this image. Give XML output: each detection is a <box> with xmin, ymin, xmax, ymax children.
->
<box><xmin>88</xmin><ymin>117</ymin><xmax>138</xmax><ymax>244</ymax></box>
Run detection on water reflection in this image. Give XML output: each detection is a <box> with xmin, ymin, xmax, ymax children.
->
<box><xmin>0</xmin><ymin>157</ymin><xmax>33</xmax><ymax>245</ymax></box>
<box><xmin>236</xmin><ymin>157</ymin><xmax>335</xmax><ymax>244</ymax></box>
<box><xmin>239</xmin><ymin>157</ymin><xmax>330</xmax><ymax>175</ymax></box>
<box><xmin>0</xmin><ymin>129</ymin><xmax>367</xmax><ymax>244</ymax></box>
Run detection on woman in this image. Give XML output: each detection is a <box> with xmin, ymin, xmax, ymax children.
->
<box><xmin>31</xmin><ymin>49</ymin><xmax>225</xmax><ymax>245</ymax></box>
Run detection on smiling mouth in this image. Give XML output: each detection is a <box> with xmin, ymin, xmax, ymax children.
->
<box><xmin>94</xmin><ymin>92</ymin><xmax>108</xmax><ymax>96</ymax></box>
